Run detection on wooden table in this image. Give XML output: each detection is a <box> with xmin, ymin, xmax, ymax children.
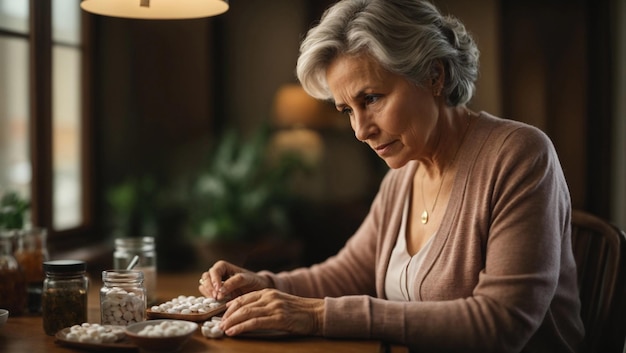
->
<box><xmin>0</xmin><ymin>272</ymin><xmax>408</xmax><ymax>353</ymax></box>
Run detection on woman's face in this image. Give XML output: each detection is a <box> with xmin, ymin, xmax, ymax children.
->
<box><xmin>326</xmin><ymin>54</ymin><xmax>440</xmax><ymax>169</ymax></box>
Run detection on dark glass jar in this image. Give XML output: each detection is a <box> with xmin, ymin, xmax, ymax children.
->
<box><xmin>14</xmin><ymin>227</ymin><xmax>49</xmax><ymax>313</ymax></box>
<box><xmin>0</xmin><ymin>231</ymin><xmax>27</xmax><ymax>316</ymax></box>
<box><xmin>41</xmin><ymin>260</ymin><xmax>88</xmax><ymax>335</ymax></box>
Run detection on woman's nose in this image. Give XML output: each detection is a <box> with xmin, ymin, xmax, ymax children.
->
<box><xmin>352</xmin><ymin>111</ymin><xmax>375</xmax><ymax>142</ymax></box>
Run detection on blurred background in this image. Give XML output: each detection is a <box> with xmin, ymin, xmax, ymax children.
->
<box><xmin>0</xmin><ymin>0</ymin><xmax>624</xmax><ymax>275</ymax></box>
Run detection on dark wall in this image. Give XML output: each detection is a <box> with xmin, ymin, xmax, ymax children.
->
<box><xmin>94</xmin><ymin>17</ymin><xmax>217</xmax><ymax>184</ymax></box>
<box><xmin>501</xmin><ymin>0</ymin><xmax>616</xmax><ymax>218</ymax></box>
<box><xmin>501</xmin><ymin>0</ymin><xmax>588</xmax><ymax>209</ymax></box>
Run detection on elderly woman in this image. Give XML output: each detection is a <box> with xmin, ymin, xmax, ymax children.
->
<box><xmin>198</xmin><ymin>0</ymin><xmax>585</xmax><ymax>352</ymax></box>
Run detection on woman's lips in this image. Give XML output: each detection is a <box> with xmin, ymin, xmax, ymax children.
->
<box><xmin>374</xmin><ymin>141</ymin><xmax>396</xmax><ymax>156</ymax></box>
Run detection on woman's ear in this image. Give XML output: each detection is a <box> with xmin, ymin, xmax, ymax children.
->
<box><xmin>430</xmin><ymin>60</ymin><xmax>445</xmax><ymax>96</ymax></box>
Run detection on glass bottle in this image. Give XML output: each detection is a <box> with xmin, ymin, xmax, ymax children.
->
<box><xmin>0</xmin><ymin>231</ymin><xmax>27</xmax><ymax>316</ymax></box>
<box><xmin>100</xmin><ymin>269</ymin><xmax>146</xmax><ymax>325</ymax></box>
<box><xmin>41</xmin><ymin>260</ymin><xmax>88</xmax><ymax>335</ymax></box>
<box><xmin>113</xmin><ymin>236</ymin><xmax>157</xmax><ymax>305</ymax></box>
<box><xmin>14</xmin><ymin>227</ymin><xmax>49</xmax><ymax>313</ymax></box>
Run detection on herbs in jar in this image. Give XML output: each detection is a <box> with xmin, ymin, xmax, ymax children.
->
<box><xmin>41</xmin><ymin>260</ymin><xmax>88</xmax><ymax>335</ymax></box>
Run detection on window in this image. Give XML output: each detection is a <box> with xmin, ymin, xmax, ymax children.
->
<box><xmin>0</xmin><ymin>0</ymin><xmax>92</xmax><ymax>236</ymax></box>
<box><xmin>0</xmin><ymin>1</ymin><xmax>29</xmax><ymax>201</ymax></box>
<box><xmin>52</xmin><ymin>0</ymin><xmax>84</xmax><ymax>229</ymax></box>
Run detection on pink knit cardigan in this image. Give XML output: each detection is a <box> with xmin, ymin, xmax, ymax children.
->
<box><xmin>262</xmin><ymin>112</ymin><xmax>585</xmax><ymax>353</ymax></box>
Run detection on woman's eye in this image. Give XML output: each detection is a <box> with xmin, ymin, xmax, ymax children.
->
<box><xmin>340</xmin><ymin>107</ymin><xmax>353</xmax><ymax>116</ymax></box>
<box><xmin>365</xmin><ymin>94</ymin><xmax>380</xmax><ymax>105</ymax></box>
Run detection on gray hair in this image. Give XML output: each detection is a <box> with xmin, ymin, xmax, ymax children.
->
<box><xmin>296</xmin><ymin>0</ymin><xmax>479</xmax><ymax>106</ymax></box>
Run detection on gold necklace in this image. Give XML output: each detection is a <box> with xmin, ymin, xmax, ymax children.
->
<box><xmin>420</xmin><ymin>111</ymin><xmax>472</xmax><ymax>224</ymax></box>
<box><xmin>420</xmin><ymin>169</ymin><xmax>444</xmax><ymax>224</ymax></box>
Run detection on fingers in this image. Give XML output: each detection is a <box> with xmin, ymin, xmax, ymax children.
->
<box><xmin>198</xmin><ymin>271</ymin><xmax>217</xmax><ymax>298</ymax></box>
<box><xmin>198</xmin><ymin>261</ymin><xmax>273</xmax><ymax>301</ymax></box>
<box><xmin>223</xmin><ymin>312</ymin><xmax>275</xmax><ymax>336</ymax></box>
<box><xmin>198</xmin><ymin>283</ymin><xmax>213</xmax><ymax>298</ymax></box>
<box><xmin>207</xmin><ymin>262</ymin><xmax>228</xmax><ymax>298</ymax></box>
<box><xmin>202</xmin><ymin>260</ymin><xmax>238</xmax><ymax>299</ymax></box>
<box><xmin>221</xmin><ymin>273</ymin><xmax>254</xmax><ymax>298</ymax></box>
<box><xmin>220</xmin><ymin>291</ymin><xmax>273</xmax><ymax>336</ymax></box>
<box><xmin>218</xmin><ymin>289</ymin><xmax>325</xmax><ymax>337</ymax></box>
<box><xmin>199</xmin><ymin>261</ymin><xmax>248</xmax><ymax>300</ymax></box>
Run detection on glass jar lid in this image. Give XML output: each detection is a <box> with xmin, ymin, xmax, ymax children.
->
<box><xmin>114</xmin><ymin>237</ymin><xmax>155</xmax><ymax>251</ymax></box>
<box><xmin>43</xmin><ymin>259</ymin><xmax>86</xmax><ymax>273</ymax></box>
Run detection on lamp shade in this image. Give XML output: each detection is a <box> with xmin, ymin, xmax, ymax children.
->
<box><xmin>272</xmin><ymin>84</ymin><xmax>345</xmax><ymax>130</ymax></box>
<box><xmin>80</xmin><ymin>0</ymin><xmax>229</xmax><ymax>20</ymax></box>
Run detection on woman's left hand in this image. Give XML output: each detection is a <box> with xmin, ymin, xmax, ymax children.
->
<box><xmin>219</xmin><ymin>288</ymin><xmax>325</xmax><ymax>337</ymax></box>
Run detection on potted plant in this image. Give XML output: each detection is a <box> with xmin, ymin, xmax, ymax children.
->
<box><xmin>186</xmin><ymin>125</ymin><xmax>307</xmax><ymax>268</ymax></box>
<box><xmin>0</xmin><ymin>191</ymin><xmax>30</xmax><ymax>231</ymax></box>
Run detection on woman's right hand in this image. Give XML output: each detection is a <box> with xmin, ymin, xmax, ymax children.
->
<box><xmin>198</xmin><ymin>260</ymin><xmax>273</xmax><ymax>301</ymax></box>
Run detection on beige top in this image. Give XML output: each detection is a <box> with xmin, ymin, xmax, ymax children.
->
<box><xmin>385</xmin><ymin>194</ymin><xmax>434</xmax><ymax>301</ymax></box>
<box><xmin>262</xmin><ymin>112</ymin><xmax>585</xmax><ymax>353</ymax></box>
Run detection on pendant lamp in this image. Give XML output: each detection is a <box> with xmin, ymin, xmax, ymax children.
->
<box><xmin>80</xmin><ymin>0</ymin><xmax>229</xmax><ymax>20</ymax></box>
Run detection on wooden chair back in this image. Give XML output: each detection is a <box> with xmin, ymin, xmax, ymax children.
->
<box><xmin>571</xmin><ymin>209</ymin><xmax>626</xmax><ymax>353</ymax></box>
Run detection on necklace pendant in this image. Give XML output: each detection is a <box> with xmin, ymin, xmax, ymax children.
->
<box><xmin>421</xmin><ymin>210</ymin><xmax>429</xmax><ymax>224</ymax></box>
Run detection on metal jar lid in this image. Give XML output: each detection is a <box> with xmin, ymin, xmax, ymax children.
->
<box><xmin>43</xmin><ymin>259</ymin><xmax>86</xmax><ymax>273</ymax></box>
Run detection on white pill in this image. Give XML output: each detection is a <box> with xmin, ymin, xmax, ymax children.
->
<box><xmin>101</xmin><ymin>333</ymin><xmax>115</xmax><ymax>343</ymax></box>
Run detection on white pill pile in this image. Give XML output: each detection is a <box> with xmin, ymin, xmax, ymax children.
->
<box><xmin>150</xmin><ymin>295</ymin><xmax>223</xmax><ymax>315</ymax></box>
<box><xmin>64</xmin><ymin>323</ymin><xmax>125</xmax><ymax>343</ymax></box>
<box><xmin>101</xmin><ymin>287</ymin><xmax>146</xmax><ymax>325</ymax></box>
<box><xmin>135</xmin><ymin>320</ymin><xmax>194</xmax><ymax>337</ymax></box>
<box><xmin>201</xmin><ymin>317</ymin><xmax>224</xmax><ymax>338</ymax></box>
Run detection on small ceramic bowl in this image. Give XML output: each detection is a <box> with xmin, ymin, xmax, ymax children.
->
<box><xmin>125</xmin><ymin>319</ymin><xmax>198</xmax><ymax>352</ymax></box>
<box><xmin>0</xmin><ymin>309</ymin><xmax>8</xmax><ymax>327</ymax></box>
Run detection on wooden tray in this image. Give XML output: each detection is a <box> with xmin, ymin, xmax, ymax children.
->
<box><xmin>146</xmin><ymin>304</ymin><xmax>227</xmax><ymax>322</ymax></box>
<box><xmin>55</xmin><ymin>326</ymin><xmax>137</xmax><ymax>351</ymax></box>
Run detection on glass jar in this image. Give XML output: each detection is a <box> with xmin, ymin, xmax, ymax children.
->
<box><xmin>100</xmin><ymin>270</ymin><xmax>146</xmax><ymax>326</ymax></box>
<box><xmin>14</xmin><ymin>227</ymin><xmax>49</xmax><ymax>313</ymax></box>
<box><xmin>0</xmin><ymin>231</ymin><xmax>27</xmax><ymax>316</ymax></box>
<box><xmin>113</xmin><ymin>236</ymin><xmax>157</xmax><ymax>305</ymax></box>
<box><xmin>41</xmin><ymin>260</ymin><xmax>88</xmax><ymax>336</ymax></box>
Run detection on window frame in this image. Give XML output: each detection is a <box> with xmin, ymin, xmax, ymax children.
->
<box><xmin>4</xmin><ymin>0</ymin><xmax>96</xmax><ymax>243</ymax></box>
